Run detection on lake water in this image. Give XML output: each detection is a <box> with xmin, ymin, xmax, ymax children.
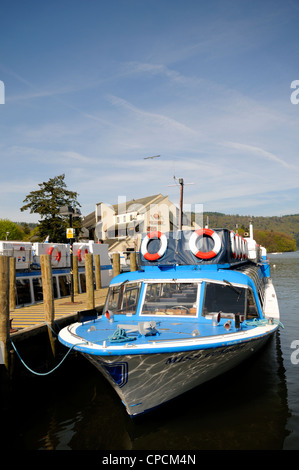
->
<box><xmin>2</xmin><ymin>252</ymin><xmax>299</xmax><ymax>451</ymax></box>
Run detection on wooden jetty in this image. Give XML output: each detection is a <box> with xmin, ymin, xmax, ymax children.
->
<box><xmin>9</xmin><ymin>288</ymin><xmax>108</xmax><ymax>330</ymax></box>
<box><xmin>0</xmin><ymin>251</ymin><xmax>134</xmax><ymax>379</ymax></box>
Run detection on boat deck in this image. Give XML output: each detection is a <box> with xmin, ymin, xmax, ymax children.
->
<box><xmin>10</xmin><ymin>288</ymin><xmax>108</xmax><ymax>330</ymax></box>
<box><xmin>69</xmin><ymin>314</ymin><xmax>273</xmax><ymax>349</ymax></box>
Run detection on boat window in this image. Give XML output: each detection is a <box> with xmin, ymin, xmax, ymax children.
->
<box><xmin>247</xmin><ymin>289</ymin><xmax>259</xmax><ymax>319</ymax></box>
<box><xmin>104</xmin><ymin>282</ymin><xmax>140</xmax><ymax>315</ymax></box>
<box><xmin>202</xmin><ymin>282</ymin><xmax>246</xmax><ymax>318</ymax></box>
<box><xmin>58</xmin><ymin>275</ymin><xmax>71</xmax><ymax>297</ymax></box>
<box><xmin>32</xmin><ymin>277</ymin><xmax>43</xmax><ymax>302</ymax></box>
<box><xmin>141</xmin><ymin>282</ymin><xmax>198</xmax><ymax>316</ymax></box>
<box><xmin>16</xmin><ymin>279</ymin><xmax>32</xmax><ymax>305</ymax></box>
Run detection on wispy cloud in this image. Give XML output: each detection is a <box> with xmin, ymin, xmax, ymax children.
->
<box><xmin>107</xmin><ymin>94</ymin><xmax>198</xmax><ymax>137</ymax></box>
<box><xmin>222</xmin><ymin>141</ymin><xmax>298</xmax><ymax>170</ymax></box>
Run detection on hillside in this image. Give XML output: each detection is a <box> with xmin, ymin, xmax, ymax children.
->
<box><xmin>193</xmin><ymin>212</ymin><xmax>299</xmax><ymax>251</ymax></box>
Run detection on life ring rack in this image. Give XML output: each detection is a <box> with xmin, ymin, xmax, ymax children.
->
<box><xmin>141</xmin><ymin>231</ymin><xmax>167</xmax><ymax>261</ymax></box>
<box><xmin>189</xmin><ymin>228</ymin><xmax>221</xmax><ymax>260</ymax></box>
<box><xmin>230</xmin><ymin>232</ymin><xmax>248</xmax><ymax>260</ymax></box>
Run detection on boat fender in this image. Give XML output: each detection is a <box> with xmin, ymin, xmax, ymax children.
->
<box><xmin>189</xmin><ymin>228</ymin><xmax>221</xmax><ymax>260</ymax></box>
<box><xmin>141</xmin><ymin>231</ymin><xmax>167</xmax><ymax>261</ymax></box>
<box><xmin>48</xmin><ymin>246</ymin><xmax>61</xmax><ymax>265</ymax></box>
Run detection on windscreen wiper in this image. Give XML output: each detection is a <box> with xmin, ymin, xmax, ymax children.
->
<box><xmin>223</xmin><ymin>279</ymin><xmax>242</xmax><ymax>297</ymax></box>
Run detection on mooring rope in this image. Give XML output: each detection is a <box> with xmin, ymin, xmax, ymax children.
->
<box><xmin>10</xmin><ymin>340</ymin><xmax>86</xmax><ymax>377</ymax></box>
<box><xmin>108</xmin><ymin>327</ymin><xmax>137</xmax><ymax>343</ymax></box>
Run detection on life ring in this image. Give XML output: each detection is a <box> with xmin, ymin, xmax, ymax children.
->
<box><xmin>48</xmin><ymin>246</ymin><xmax>61</xmax><ymax>265</ymax></box>
<box><xmin>141</xmin><ymin>231</ymin><xmax>167</xmax><ymax>261</ymax></box>
<box><xmin>77</xmin><ymin>246</ymin><xmax>89</xmax><ymax>262</ymax></box>
<box><xmin>189</xmin><ymin>228</ymin><xmax>221</xmax><ymax>260</ymax></box>
<box><xmin>230</xmin><ymin>231</ymin><xmax>237</xmax><ymax>259</ymax></box>
<box><xmin>235</xmin><ymin>234</ymin><xmax>241</xmax><ymax>259</ymax></box>
<box><xmin>243</xmin><ymin>238</ymin><xmax>248</xmax><ymax>259</ymax></box>
<box><xmin>241</xmin><ymin>237</ymin><xmax>246</xmax><ymax>259</ymax></box>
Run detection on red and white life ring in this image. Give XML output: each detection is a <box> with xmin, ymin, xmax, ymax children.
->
<box><xmin>48</xmin><ymin>246</ymin><xmax>61</xmax><ymax>265</ymax></box>
<box><xmin>230</xmin><ymin>231</ymin><xmax>237</xmax><ymax>259</ymax></box>
<box><xmin>77</xmin><ymin>246</ymin><xmax>89</xmax><ymax>262</ymax></box>
<box><xmin>141</xmin><ymin>231</ymin><xmax>167</xmax><ymax>261</ymax></box>
<box><xmin>189</xmin><ymin>228</ymin><xmax>221</xmax><ymax>260</ymax></box>
<box><xmin>235</xmin><ymin>234</ymin><xmax>242</xmax><ymax>259</ymax></box>
<box><xmin>243</xmin><ymin>238</ymin><xmax>248</xmax><ymax>259</ymax></box>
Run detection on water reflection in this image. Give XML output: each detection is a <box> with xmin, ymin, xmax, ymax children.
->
<box><xmin>9</xmin><ymin>328</ymin><xmax>288</xmax><ymax>451</ymax></box>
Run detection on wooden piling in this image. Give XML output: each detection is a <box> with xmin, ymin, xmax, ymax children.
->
<box><xmin>94</xmin><ymin>254</ymin><xmax>102</xmax><ymax>290</ymax></box>
<box><xmin>85</xmin><ymin>253</ymin><xmax>95</xmax><ymax>309</ymax></box>
<box><xmin>40</xmin><ymin>254</ymin><xmax>56</xmax><ymax>357</ymax></box>
<box><xmin>0</xmin><ymin>256</ymin><xmax>10</xmax><ymax>373</ymax></box>
<box><xmin>113</xmin><ymin>252</ymin><xmax>120</xmax><ymax>277</ymax></box>
<box><xmin>130</xmin><ymin>252</ymin><xmax>137</xmax><ymax>271</ymax></box>
<box><xmin>9</xmin><ymin>256</ymin><xmax>16</xmax><ymax>310</ymax></box>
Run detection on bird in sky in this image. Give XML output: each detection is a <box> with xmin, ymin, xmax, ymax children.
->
<box><xmin>144</xmin><ymin>155</ymin><xmax>161</xmax><ymax>160</ymax></box>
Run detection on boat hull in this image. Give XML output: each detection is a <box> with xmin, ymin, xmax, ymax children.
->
<box><xmin>82</xmin><ymin>332</ymin><xmax>274</xmax><ymax>416</ymax></box>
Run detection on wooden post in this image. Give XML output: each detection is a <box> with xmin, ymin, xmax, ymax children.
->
<box><xmin>130</xmin><ymin>252</ymin><xmax>137</xmax><ymax>271</ymax></box>
<box><xmin>94</xmin><ymin>254</ymin><xmax>102</xmax><ymax>290</ymax></box>
<box><xmin>40</xmin><ymin>254</ymin><xmax>56</xmax><ymax>357</ymax></box>
<box><xmin>73</xmin><ymin>254</ymin><xmax>79</xmax><ymax>295</ymax></box>
<box><xmin>113</xmin><ymin>252</ymin><xmax>120</xmax><ymax>277</ymax></box>
<box><xmin>85</xmin><ymin>253</ymin><xmax>95</xmax><ymax>309</ymax></box>
<box><xmin>0</xmin><ymin>256</ymin><xmax>10</xmax><ymax>372</ymax></box>
<box><xmin>9</xmin><ymin>256</ymin><xmax>16</xmax><ymax>310</ymax></box>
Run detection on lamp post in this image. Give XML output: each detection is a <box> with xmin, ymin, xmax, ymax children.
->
<box><xmin>59</xmin><ymin>205</ymin><xmax>81</xmax><ymax>303</ymax></box>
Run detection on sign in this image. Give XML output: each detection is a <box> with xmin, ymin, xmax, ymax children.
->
<box><xmin>66</xmin><ymin>228</ymin><xmax>75</xmax><ymax>239</ymax></box>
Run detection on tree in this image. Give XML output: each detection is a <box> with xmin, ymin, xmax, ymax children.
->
<box><xmin>20</xmin><ymin>174</ymin><xmax>82</xmax><ymax>242</ymax></box>
<box><xmin>0</xmin><ymin>219</ymin><xmax>24</xmax><ymax>240</ymax></box>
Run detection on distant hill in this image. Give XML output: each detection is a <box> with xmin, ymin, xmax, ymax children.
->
<box><xmin>191</xmin><ymin>212</ymin><xmax>299</xmax><ymax>251</ymax></box>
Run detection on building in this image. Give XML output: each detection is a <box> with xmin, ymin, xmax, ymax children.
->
<box><xmin>82</xmin><ymin>193</ymin><xmax>197</xmax><ymax>253</ymax></box>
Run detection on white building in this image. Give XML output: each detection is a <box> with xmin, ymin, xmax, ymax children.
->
<box><xmin>83</xmin><ymin>193</ymin><xmax>197</xmax><ymax>253</ymax></box>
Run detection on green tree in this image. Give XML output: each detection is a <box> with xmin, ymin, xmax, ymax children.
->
<box><xmin>0</xmin><ymin>219</ymin><xmax>24</xmax><ymax>240</ymax></box>
<box><xmin>20</xmin><ymin>174</ymin><xmax>81</xmax><ymax>242</ymax></box>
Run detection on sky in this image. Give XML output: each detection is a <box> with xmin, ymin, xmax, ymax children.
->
<box><xmin>1</xmin><ymin>0</ymin><xmax>299</xmax><ymax>223</ymax></box>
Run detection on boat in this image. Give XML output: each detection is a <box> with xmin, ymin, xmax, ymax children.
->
<box><xmin>58</xmin><ymin>224</ymin><xmax>282</xmax><ymax>417</ymax></box>
<box><xmin>0</xmin><ymin>240</ymin><xmax>113</xmax><ymax>307</ymax></box>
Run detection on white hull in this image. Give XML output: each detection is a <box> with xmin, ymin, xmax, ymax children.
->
<box><xmin>83</xmin><ymin>333</ymin><xmax>273</xmax><ymax>416</ymax></box>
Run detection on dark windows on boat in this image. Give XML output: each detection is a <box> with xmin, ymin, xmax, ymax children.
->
<box><xmin>105</xmin><ymin>282</ymin><xmax>141</xmax><ymax>315</ymax></box>
<box><xmin>141</xmin><ymin>282</ymin><xmax>198</xmax><ymax>316</ymax></box>
<box><xmin>201</xmin><ymin>282</ymin><xmax>259</xmax><ymax>319</ymax></box>
<box><xmin>16</xmin><ymin>279</ymin><xmax>31</xmax><ymax>305</ymax></box>
<box><xmin>202</xmin><ymin>282</ymin><xmax>246</xmax><ymax>318</ymax></box>
<box><xmin>247</xmin><ymin>289</ymin><xmax>259</xmax><ymax>319</ymax></box>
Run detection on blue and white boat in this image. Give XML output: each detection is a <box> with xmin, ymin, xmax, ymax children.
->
<box><xmin>58</xmin><ymin>225</ymin><xmax>282</xmax><ymax>417</ymax></box>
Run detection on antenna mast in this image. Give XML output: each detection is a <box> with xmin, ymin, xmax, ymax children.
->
<box><xmin>168</xmin><ymin>176</ymin><xmax>194</xmax><ymax>230</ymax></box>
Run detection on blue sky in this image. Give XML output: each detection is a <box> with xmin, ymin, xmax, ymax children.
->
<box><xmin>1</xmin><ymin>0</ymin><xmax>299</xmax><ymax>223</ymax></box>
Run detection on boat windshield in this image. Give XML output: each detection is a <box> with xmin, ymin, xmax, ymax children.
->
<box><xmin>202</xmin><ymin>281</ymin><xmax>246</xmax><ymax>317</ymax></box>
<box><xmin>141</xmin><ymin>282</ymin><xmax>198</xmax><ymax>316</ymax></box>
<box><xmin>104</xmin><ymin>281</ymin><xmax>141</xmax><ymax>315</ymax></box>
